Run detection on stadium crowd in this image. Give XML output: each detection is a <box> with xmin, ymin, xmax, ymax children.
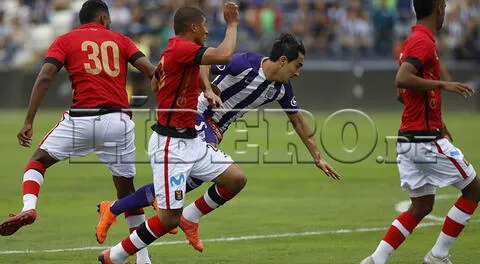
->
<box><xmin>1</xmin><ymin>0</ymin><xmax>480</xmax><ymax>67</ymax></box>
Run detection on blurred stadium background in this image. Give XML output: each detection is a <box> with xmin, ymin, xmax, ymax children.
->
<box><xmin>1</xmin><ymin>0</ymin><xmax>480</xmax><ymax>263</ymax></box>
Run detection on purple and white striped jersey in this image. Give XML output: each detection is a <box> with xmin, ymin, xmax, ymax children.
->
<box><xmin>197</xmin><ymin>52</ymin><xmax>299</xmax><ymax>132</ymax></box>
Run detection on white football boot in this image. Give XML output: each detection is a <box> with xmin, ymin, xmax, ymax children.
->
<box><xmin>423</xmin><ymin>251</ymin><xmax>453</xmax><ymax>264</ymax></box>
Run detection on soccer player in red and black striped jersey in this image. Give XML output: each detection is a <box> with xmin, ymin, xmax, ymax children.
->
<box><xmin>0</xmin><ymin>1</ymin><xmax>155</xmax><ymax>263</ymax></box>
<box><xmin>361</xmin><ymin>1</ymin><xmax>480</xmax><ymax>264</ymax></box>
<box><xmin>98</xmin><ymin>3</ymin><xmax>246</xmax><ymax>263</ymax></box>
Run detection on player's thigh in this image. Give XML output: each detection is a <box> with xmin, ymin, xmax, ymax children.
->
<box><xmin>397</xmin><ymin>143</ymin><xmax>435</xmax><ymax>197</ymax></box>
<box><xmin>39</xmin><ymin>112</ymin><xmax>96</xmax><ymax>160</ymax></box>
<box><xmin>190</xmin><ymin>139</ymin><xmax>235</xmax><ymax>183</ymax></box>
<box><xmin>95</xmin><ymin>113</ymin><xmax>136</xmax><ymax>177</ymax></box>
<box><xmin>149</xmin><ymin>133</ymin><xmax>196</xmax><ymax>210</ymax></box>
<box><xmin>420</xmin><ymin>139</ymin><xmax>476</xmax><ymax>190</ymax></box>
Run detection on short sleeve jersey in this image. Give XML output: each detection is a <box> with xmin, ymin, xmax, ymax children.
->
<box><xmin>45</xmin><ymin>23</ymin><xmax>144</xmax><ymax>109</ymax></box>
<box><xmin>196</xmin><ymin>52</ymin><xmax>299</xmax><ymax>132</ymax></box>
<box><xmin>398</xmin><ymin>25</ymin><xmax>442</xmax><ymax>131</ymax></box>
<box><xmin>155</xmin><ymin>37</ymin><xmax>207</xmax><ymax>128</ymax></box>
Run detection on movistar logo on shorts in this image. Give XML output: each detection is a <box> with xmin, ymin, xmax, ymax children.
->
<box><xmin>449</xmin><ymin>151</ymin><xmax>460</xmax><ymax>157</ymax></box>
<box><xmin>170</xmin><ymin>173</ymin><xmax>185</xmax><ymax>187</ymax></box>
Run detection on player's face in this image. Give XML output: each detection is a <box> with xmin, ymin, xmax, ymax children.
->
<box><xmin>436</xmin><ymin>0</ymin><xmax>446</xmax><ymax>30</ymax></box>
<box><xmin>193</xmin><ymin>17</ymin><xmax>208</xmax><ymax>45</ymax></box>
<box><xmin>277</xmin><ymin>53</ymin><xmax>304</xmax><ymax>83</ymax></box>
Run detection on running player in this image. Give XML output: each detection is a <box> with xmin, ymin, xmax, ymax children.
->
<box><xmin>95</xmin><ymin>33</ymin><xmax>341</xmax><ymax>252</ymax></box>
<box><xmin>98</xmin><ymin>3</ymin><xmax>242</xmax><ymax>263</ymax></box>
<box><xmin>360</xmin><ymin>1</ymin><xmax>480</xmax><ymax>263</ymax></box>
<box><xmin>0</xmin><ymin>1</ymin><xmax>155</xmax><ymax>263</ymax></box>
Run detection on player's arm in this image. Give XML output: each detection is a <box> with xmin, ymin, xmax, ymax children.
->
<box><xmin>287</xmin><ymin>112</ymin><xmax>341</xmax><ymax>180</ymax></box>
<box><xmin>200</xmin><ymin>65</ymin><xmax>222</xmax><ymax>108</ymax></box>
<box><xmin>132</xmin><ymin>56</ymin><xmax>155</xmax><ymax>79</ymax></box>
<box><xmin>441</xmin><ymin>121</ymin><xmax>453</xmax><ymax>142</ymax></box>
<box><xmin>18</xmin><ymin>63</ymin><xmax>59</xmax><ymax>147</ymax></box>
<box><xmin>151</xmin><ymin>74</ymin><xmax>159</xmax><ymax>92</ymax></box>
<box><xmin>395</xmin><ymin>59</ymin><xmax>474</xmax><ymax>97</ymax></box>
<box><xmin>130</xmin><ymin>56</ymin><xmax>155</xmax><ymax>107</ymax></box>
<box><xmin>200</xmin><ymin>2</ymin><xmax>238</xmax><ymax>65</ymax></box>
<box><xmin>396</xmin><ymin>88</ymin><xmax>404</xmax><ymax>104</ymax></box>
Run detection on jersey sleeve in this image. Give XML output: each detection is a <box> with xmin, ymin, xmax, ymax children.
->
<box><xmin>278</xmin><ymin>82</ymin><xmax>299</xmax><ymax>114</ymax></box>
<box><xmin>123</xmin><ymin>35</ymin><xmax>145</xmax><ymax>64</ymax></box>
<box><xmin>402</xmin><ymin>38</ymin><xmax>435</xmax><ymax>74</ymax></box>
<box><xmin>211</xmin><ymin>53</ymin><xmax>252</xmax><ymax>76</ymax></box>
<box><xmin>44</xmin><ymin>35</ymin><xmax>68</xmax><ymax>71</ymax></box>
<box><xmin>174</xmin><ymin>41</ymin><xmax>207</xmax><ymax>66</ymax></box>
<box><xmin>211</xmin><ymin>63</ymin><xmax>231</xmax><ymax>76</ymax></box>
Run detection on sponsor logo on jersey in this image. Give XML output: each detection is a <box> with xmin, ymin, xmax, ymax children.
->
<box><xmin>291</xmin><ymin>96</ymin><xmax>297</xmax><ymax>106</ymax></box>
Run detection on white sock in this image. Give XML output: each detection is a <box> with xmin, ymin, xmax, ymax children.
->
<box><xmin>125</xmin><ymin>214</ymin><xmax>150</xmax><ymax>263</ymax></box>
<box><xmin>22</xmin><ymin>194</ymin><xmax>38</xmax><ymax>212</ymax></box>
<box><xmin>110</xmin><ymin>243</ymin><xmax>130</xmax><ymax>264</ymax></box>
<box><xmin>371</xmin><ymin>240</ymin><xmax>394</xmax><ymax>264</ymax></box>
<box><xmin>182</xmin><ymin>203</ymin><xmax>203</xmax><ymax>223</ymax></box>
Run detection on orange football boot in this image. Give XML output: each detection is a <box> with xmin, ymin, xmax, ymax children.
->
<box><xmin>96</xmin><ymin>201</ymin><xmax>117</xmax><ymax>244</ymax></box>
<box><xmin>179</xmin><ymin>216</ymin><xmax>203</xmax><ymax>252</ymax></box>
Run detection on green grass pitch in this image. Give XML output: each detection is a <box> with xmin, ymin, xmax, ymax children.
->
<box><xmin>0</xmin><ymin>109</ymin><xmax>479</xmax><ymax>263</ymax></box>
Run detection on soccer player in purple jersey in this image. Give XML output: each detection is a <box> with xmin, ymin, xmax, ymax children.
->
<box><xmin>96</xmin><ymin>33</ymin><xmax>341</xmax><ymax>252</ymax></box>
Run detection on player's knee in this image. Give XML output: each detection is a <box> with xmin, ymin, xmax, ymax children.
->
<box><xmin>30</xmin><ymin>149</ymin><xmax>57</xmax><ymax>168</ymax></box>
<box><xmin>158</xmin><ymin>209</ymin><xmax>182</xmax><ymax>229</ymax></box>
<box><xmin>228</xmin><ymin>167</ymin><xmax>247</xmax><ymax>193</ymax></box>
<box><xmin>409</xmin><ymin>203</ymin><xmax>433</xmax><ymax>219</ymax></box>
<box><xmin>461</xmin><ymin>178</ymin><xmax>480</xmax><ymax>203</ymax></box>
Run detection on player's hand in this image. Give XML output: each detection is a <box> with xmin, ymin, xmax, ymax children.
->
<box><xmin>223</xmin><ymin>2</ymin><xmax>239</xmax><ymax>25</ymax></box>
<box><xmin>316</xmin><ymin>158</ymin><xmax>341</xmax><ymax>180</ymax></box>
<box><xmin>442</xmin><ymin>82</ymin><xmax>474</xmax><ymax>98</ymax></box>
<box><xmin>204</xmin><ymin>90</ymin><xmax>223</xmax><ymax>109</ymax></box>
<box><xmin>212</xmin><ymin>83</ymin><xmax>221</xmax><ymax>96</ymax></box>
<box><xmin>17</xmin><ymin>123</ymin><xmax>33</xmax><ymax>147</ymax></box>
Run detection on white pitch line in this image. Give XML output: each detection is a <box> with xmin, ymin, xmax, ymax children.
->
<box><xmin>2</xmin><ymin>221</ymin><xmax>475</xmax><ymax>255</ymax></box>
<box><xmin>1</xmin><ymin>195</ymin><xmax>474</xmax><ymax>255</ymax></box>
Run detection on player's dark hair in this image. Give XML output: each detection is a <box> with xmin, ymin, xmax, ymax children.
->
<box><xmin>79</xmin><ymin>0</ymin><xmax>109</xmax><ymax>24</ymax></box>
<box><xmin>269</xmin><ymin>33</ymin><xmax>306</xmax><ymax>62</ymax></box>
<box><xmin>413</xmin><ymin>0</ymin><xmax>437</xmax><ymax>20</ymax></box>
<box><xmin>173</xmin><ymin>7</ymin><xmax>206</xmax><ymax>35</ymax></box>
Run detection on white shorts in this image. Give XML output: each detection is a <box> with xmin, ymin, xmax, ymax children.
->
<box><xmin>397</xmin><ymin>138</ymin><xmax>476</xmax><ymax>197</ymax></box>
<box><xmin>148</xmin><ymin>132</ymin><xmax>233</xmax><ymax>209</ymax></box>
<box><xmin>39</xmin><ymin>111</ymin><xmax>136</xmax><ymax>178</ymax></box>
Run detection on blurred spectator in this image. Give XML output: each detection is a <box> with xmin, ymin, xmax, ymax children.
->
<box><xmin>110</xmin><ymin>0</ymin><xmax>131</xmax><ymax>34</ymax></box>
<box><xmin>372</xmin><ymin>0</ymin><xmax>396</xmax><ymax>56</ymax></box>
<box><xmin>1</xmin><ymin>0</ymin><xmax>480</xmax><ymax>68</ymax></box>
<box><xmin>0</xmin><ymin>10</ymin><xmax>13</xmax><ymax>63</ymax></box>
<box><xmin>340</xmin><ymin>1</ymin><xmax>373</xmax><ymax>57</ymax></box>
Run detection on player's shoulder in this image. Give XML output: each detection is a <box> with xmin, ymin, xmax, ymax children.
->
<box><xmin>405</xmin><ymin>31</ymin><xmax>435</xmax><ymax>48</ymax></box>
<box><xmin>228</xmin><ymin>52</ymin><xmax>263</xmax><ymax>73</ymax></box>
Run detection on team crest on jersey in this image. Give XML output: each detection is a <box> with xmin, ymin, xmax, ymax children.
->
<box><xmin>265</xmin><ymin>87</ymin><xmax>276</xmax><ymax>99</ymax></box>
<box><xmin>464</xmin><ymin>157</ymin><xmax>470</xmax><ymax>166</ymax></box>
<box><xmin>216</xmin><ymin>65</ymin><xmax>226</xmax><ymax>71</ymax></box>
<box><xmin>175</xmin><ymin>190</ymin><xmax>183</xmax><ymax>201</ymax></box>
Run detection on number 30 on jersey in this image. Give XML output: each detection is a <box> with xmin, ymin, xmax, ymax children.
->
<box><xmin>81</xmin><ymin>41</ymin><xmax>120</xmax><ymax>77</ymax></box>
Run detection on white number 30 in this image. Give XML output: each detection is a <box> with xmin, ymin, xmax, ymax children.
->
<box><xmin>81</xmin><ymin>41</ymin><xmax>120</xmax><ymax>77</ymax></box>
